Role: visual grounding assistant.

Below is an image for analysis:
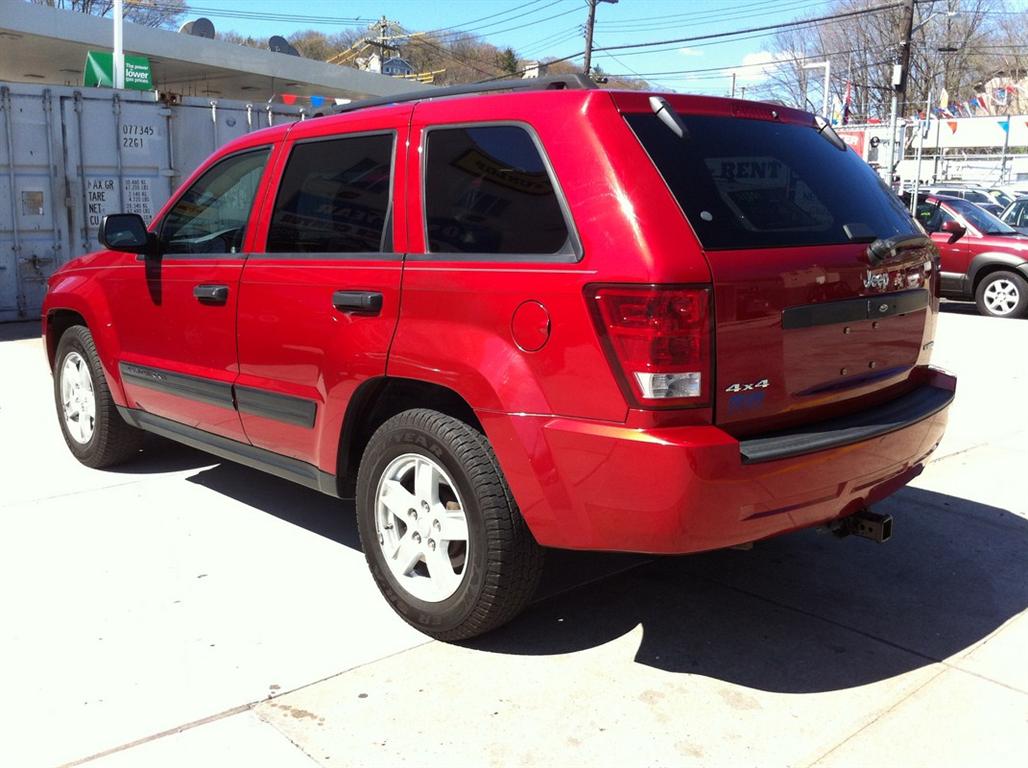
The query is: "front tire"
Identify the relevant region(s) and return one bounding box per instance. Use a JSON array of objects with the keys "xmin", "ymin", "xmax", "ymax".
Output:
[
  {"xmin": 356, "ymin": 409, "xmax": 544, "ymax": 641},
  {"xmin": 53, "ymin": 325, "xmax": 144, "ymax": 468},
  {"xmin": 975, "ymin": 270, "xmax": 1028, "ymax": 318}
]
